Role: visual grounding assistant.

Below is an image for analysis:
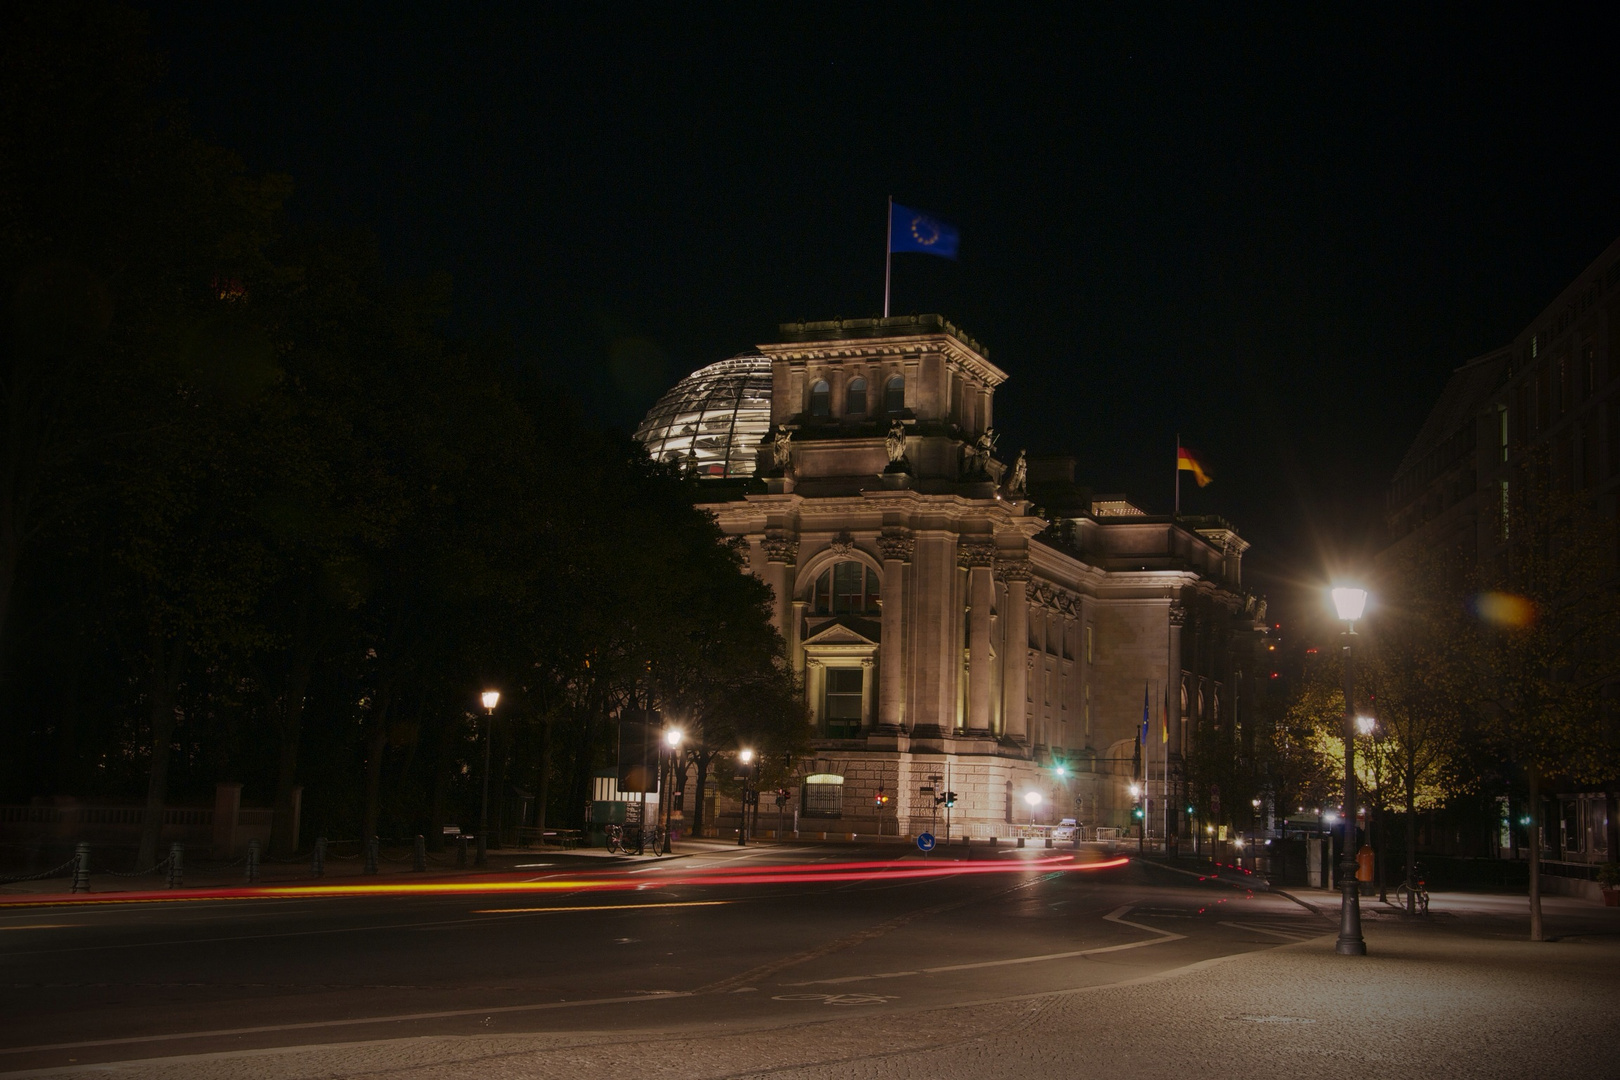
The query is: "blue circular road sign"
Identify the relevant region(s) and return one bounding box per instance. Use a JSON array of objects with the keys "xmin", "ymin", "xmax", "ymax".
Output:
[{"xmin": 916, "ymin": 832, "xmax": 936, "ymax": 851}]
